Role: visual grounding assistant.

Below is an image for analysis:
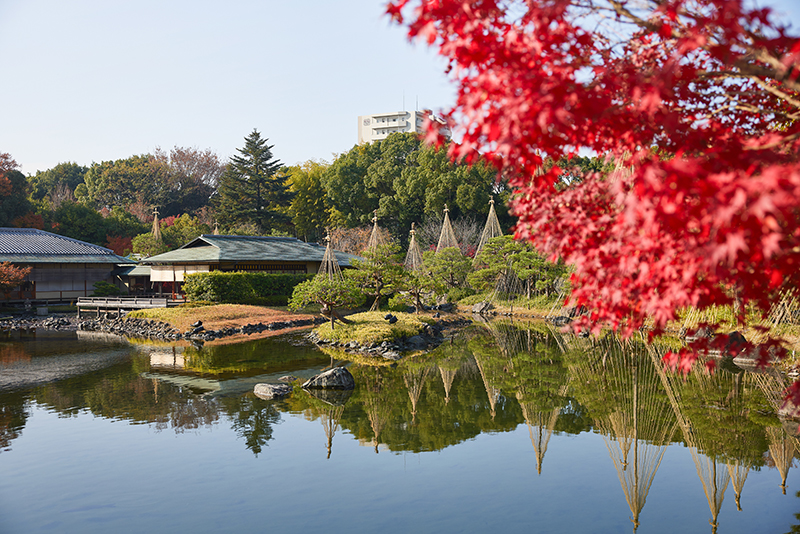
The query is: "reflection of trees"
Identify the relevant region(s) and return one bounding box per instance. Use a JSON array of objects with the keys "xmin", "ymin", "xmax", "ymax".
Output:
[
  {"xmin": 221, "ymin": 395, "xmax": 280, "ymax": 456},
  {"xmin": 565, "ymin": 335, "xmax": 678, "ymax": 532},
  {"xmin": 182, "ymin": 333, "xmax": 328, "ymax": 375},
  {"xmin": 0, "ymin": 393, "xmax": 29, "ymax": 453},
  {"xmin": 747, "ymin": 367, "xmax": 800, "ymax": 496},
  {"xmin": 647, "ymin": 344, "xmax": 775, "ymax": 533},
  {"xmin": 329, "ymin": 332, "xmax": 523, "ymax": 453},
  {"xmin": 483, "ymin": 321, "xmax": 573, "ymax": 474}
]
